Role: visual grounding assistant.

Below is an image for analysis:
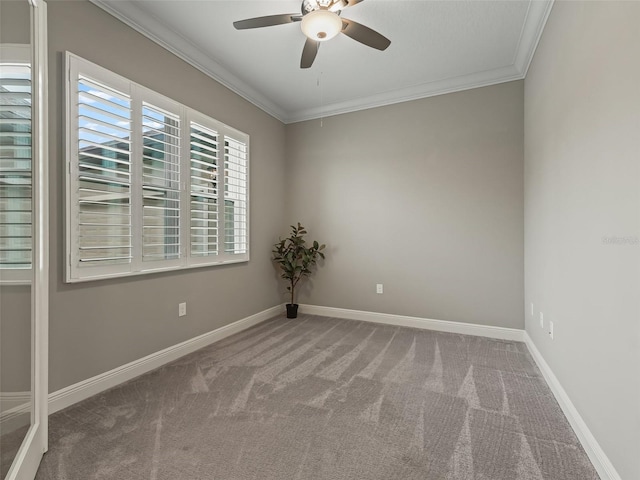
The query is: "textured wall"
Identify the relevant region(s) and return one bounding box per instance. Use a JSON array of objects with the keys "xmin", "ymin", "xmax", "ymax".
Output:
[
  {"xmin": 524, "ymin": 2, "xmax": 640, "ymax": 478},
  {"xmin": 47, "ymin": 0, "xmax": 287, "ymax": 393},
  {"xmin": 285, "ymin": 81, "xmax": 524, "ymax": 329}
]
